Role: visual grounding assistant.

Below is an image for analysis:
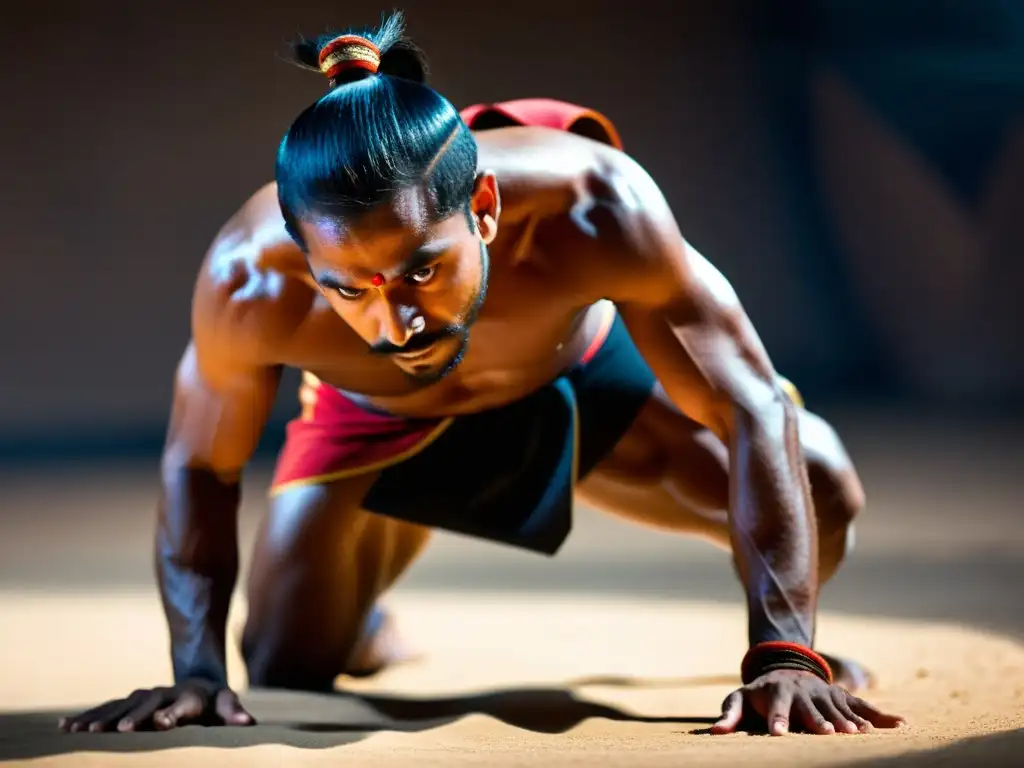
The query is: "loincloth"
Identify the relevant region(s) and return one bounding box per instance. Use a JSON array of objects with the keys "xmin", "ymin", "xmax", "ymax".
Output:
[{"xmin": 270, "ymin": 305, "xmax": 654, "ymax": 555}]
